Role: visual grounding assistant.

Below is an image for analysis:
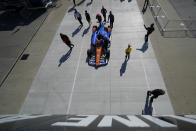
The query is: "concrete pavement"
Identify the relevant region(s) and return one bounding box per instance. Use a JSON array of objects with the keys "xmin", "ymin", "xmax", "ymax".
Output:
[
  {"xmin": 0, "ymin": 0, "xmax": 73, "ymax": 114},
  {"xmin": 0, "ymin": 8, "xmax": 49, "ymax": 86},
  {"xmin": 20, "ymin": 0, "xmax": 174, "ymax": 115},
  {"xmin": 169, "ymin": 0, "xmax": 196, "ymax": 20},
  {"xmin": 1, "ymin": 0, "xmax": 195, "ymax": 115},
  {"xmin": 137, "ymin": 0, "xmax": 196, "ymax": 114}
]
